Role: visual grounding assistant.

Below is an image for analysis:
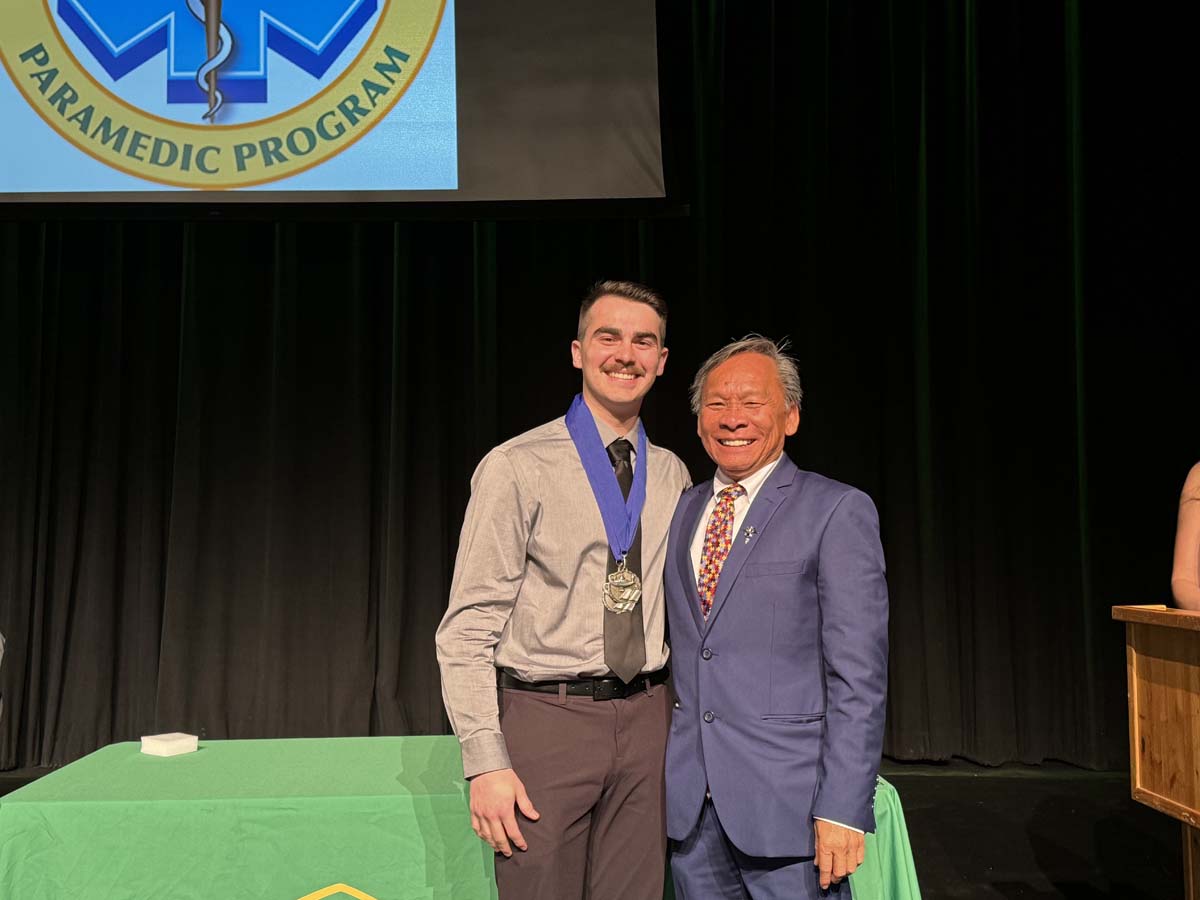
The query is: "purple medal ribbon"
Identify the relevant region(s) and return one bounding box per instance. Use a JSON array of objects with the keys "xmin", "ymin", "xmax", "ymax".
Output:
[{"xmin": 564, "ymin": 394, "xmax": 648, "ymax": 562}]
